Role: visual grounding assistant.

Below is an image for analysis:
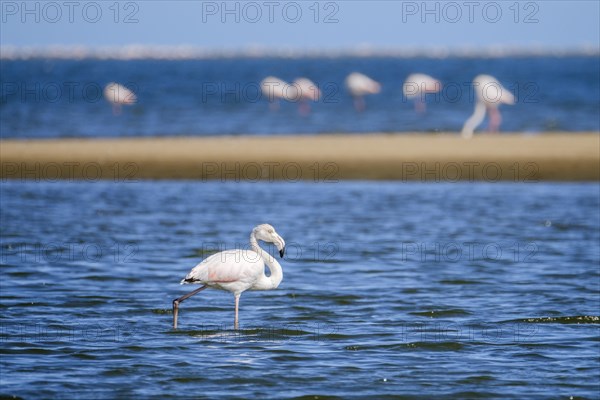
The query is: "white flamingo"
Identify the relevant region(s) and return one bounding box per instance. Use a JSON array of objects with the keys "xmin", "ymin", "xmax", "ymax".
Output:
[
  {"xmin": 461, "ymin": 74, "xmax": 515, "ymax": 138},
  {"xmin": 403, "ymin": 73, "xmax": 441, "ymax": 113},
  {"xmin": 260, "ymin": 76, "xmax": 294, "ymax": 111},
  {"xmin": 292, "ymin": 77, "xmax": 320, "ymax": 115},
  {"xmin": 103, "ymin": 82, "xmax": 137, "ymax": 115},
  {"xmin": 345, "ymin": 72, "xmax": 381, "ymax": 112},
  {"xmin": 173, "ymin": 224, "xmax": 286, "ymax": 330}
]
